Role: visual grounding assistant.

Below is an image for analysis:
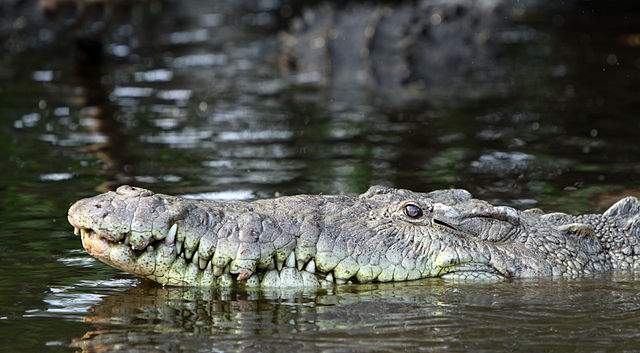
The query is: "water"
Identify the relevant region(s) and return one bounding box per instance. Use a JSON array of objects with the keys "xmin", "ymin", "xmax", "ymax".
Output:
[
  {"xmin": 20, "ymin": 275, "xmax": 640, "ymax": 352},
  {"xmin": 1, "ymin": 0, "xmax": 640, "ymax": 351}
]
